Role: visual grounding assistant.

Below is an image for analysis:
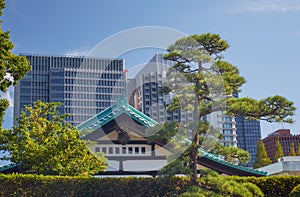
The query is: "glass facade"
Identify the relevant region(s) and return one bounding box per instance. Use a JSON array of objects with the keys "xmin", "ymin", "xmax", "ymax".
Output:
[
  {"xmin": 128, "ymin": 54, "xmax": 193, "ymax": 125},
  {"xmin": 14, "ymin": 54, "xmax": 126, "ymax": 126},
  {"xmin": 236, "ymin": 116, "xmax": 261, "ymax": 167}
]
